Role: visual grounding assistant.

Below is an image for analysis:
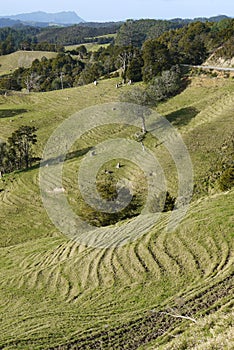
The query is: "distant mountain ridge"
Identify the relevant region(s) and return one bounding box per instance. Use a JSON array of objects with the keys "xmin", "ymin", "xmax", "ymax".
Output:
[
  {"xmin": 0, "ymin": 13, "xmax": 231, "ymax": 29},
  {"xmin": 0, "ymin": 11, "xmax": 85, "ymax": 25}
]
